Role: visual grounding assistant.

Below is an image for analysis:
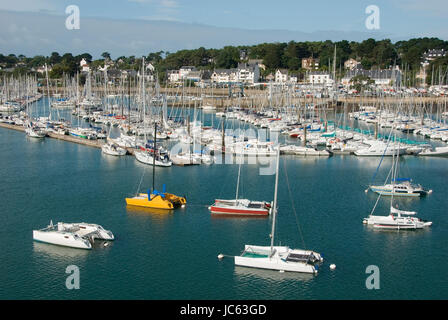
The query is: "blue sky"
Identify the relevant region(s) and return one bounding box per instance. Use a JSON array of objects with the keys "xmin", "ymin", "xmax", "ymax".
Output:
[{"xmin": 1, "ymin": 0, "xmax": 447, "ymax": 57}]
